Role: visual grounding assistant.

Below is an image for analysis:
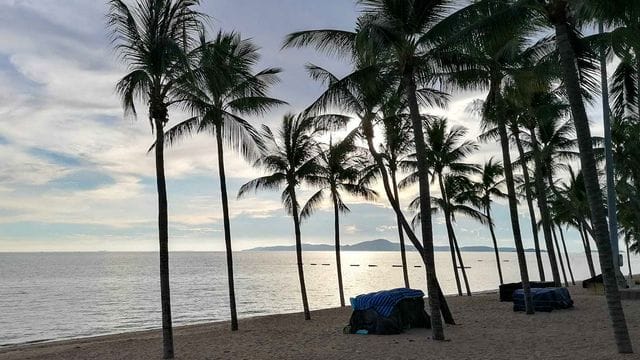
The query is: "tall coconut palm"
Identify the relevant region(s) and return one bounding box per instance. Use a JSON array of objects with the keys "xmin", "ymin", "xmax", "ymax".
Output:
[
  {"xmin": 613, "ymin": 117, "xmax": 640, "ymax": 256},
  {"xmin": 238, "ymin": 114, "xmax": 323, "ymax": 320},
  {"xmin": 509, "ymin": 125, "xmax": 547, "ymax": 281},
  {"xmin": 355, "ymin": 1, "xmax": 457, "ymax": 335},
  {"xmin": 442, "ymin": 0, "xmax": 585, "ymax": 312},
  {"xmin": 300, "ymin": 136, "xmax": 377, "ymax": 307},
  {"xmin": 597, "ymin": 23, "xmax": 621, "ymax": 274},
  {"xmin": 477, "ymin": 157, "xmax": 508, "ymax": 285},
  {"xmin": 476, "ymin": 96, "xmax": 548, "ymax": 282},
  {"xmin": 402, "ymin": 117, "xmax": 479, "ymax": 296},
  {"xmin": 410, "ymin": 174, "xmax": 487, "ymax": 294},
  {"xmin": 555, "ymin": 167, "xmax": 597, "ymax": 277},
  {"xmin": 518, "ymin": 88, "xmax": 578, "ymax": 288},
  {"xmin": 476, "ymin": 94, "xmax": 548, "ymax": 282},
  {"xmin": 284, "ymin": 37, "xmax": 454, "ymax": 331},
  {"xmin": 379, "ymin": 102, "xmax": 415, "ymax": 288},
  {"xmin": 107, "ymin": 1, "xmax": 202, "ymax": 357},
  {"xmin": 526, "ymin": 0, "xmax": 634, "ymax": 351},
  {"xmin": 504, "ymin": 77, "xmax": 572, "ymax": 288},
  {"xmin": 162, "ymin": 31, "xmax": 285, "ymax": 331}
]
